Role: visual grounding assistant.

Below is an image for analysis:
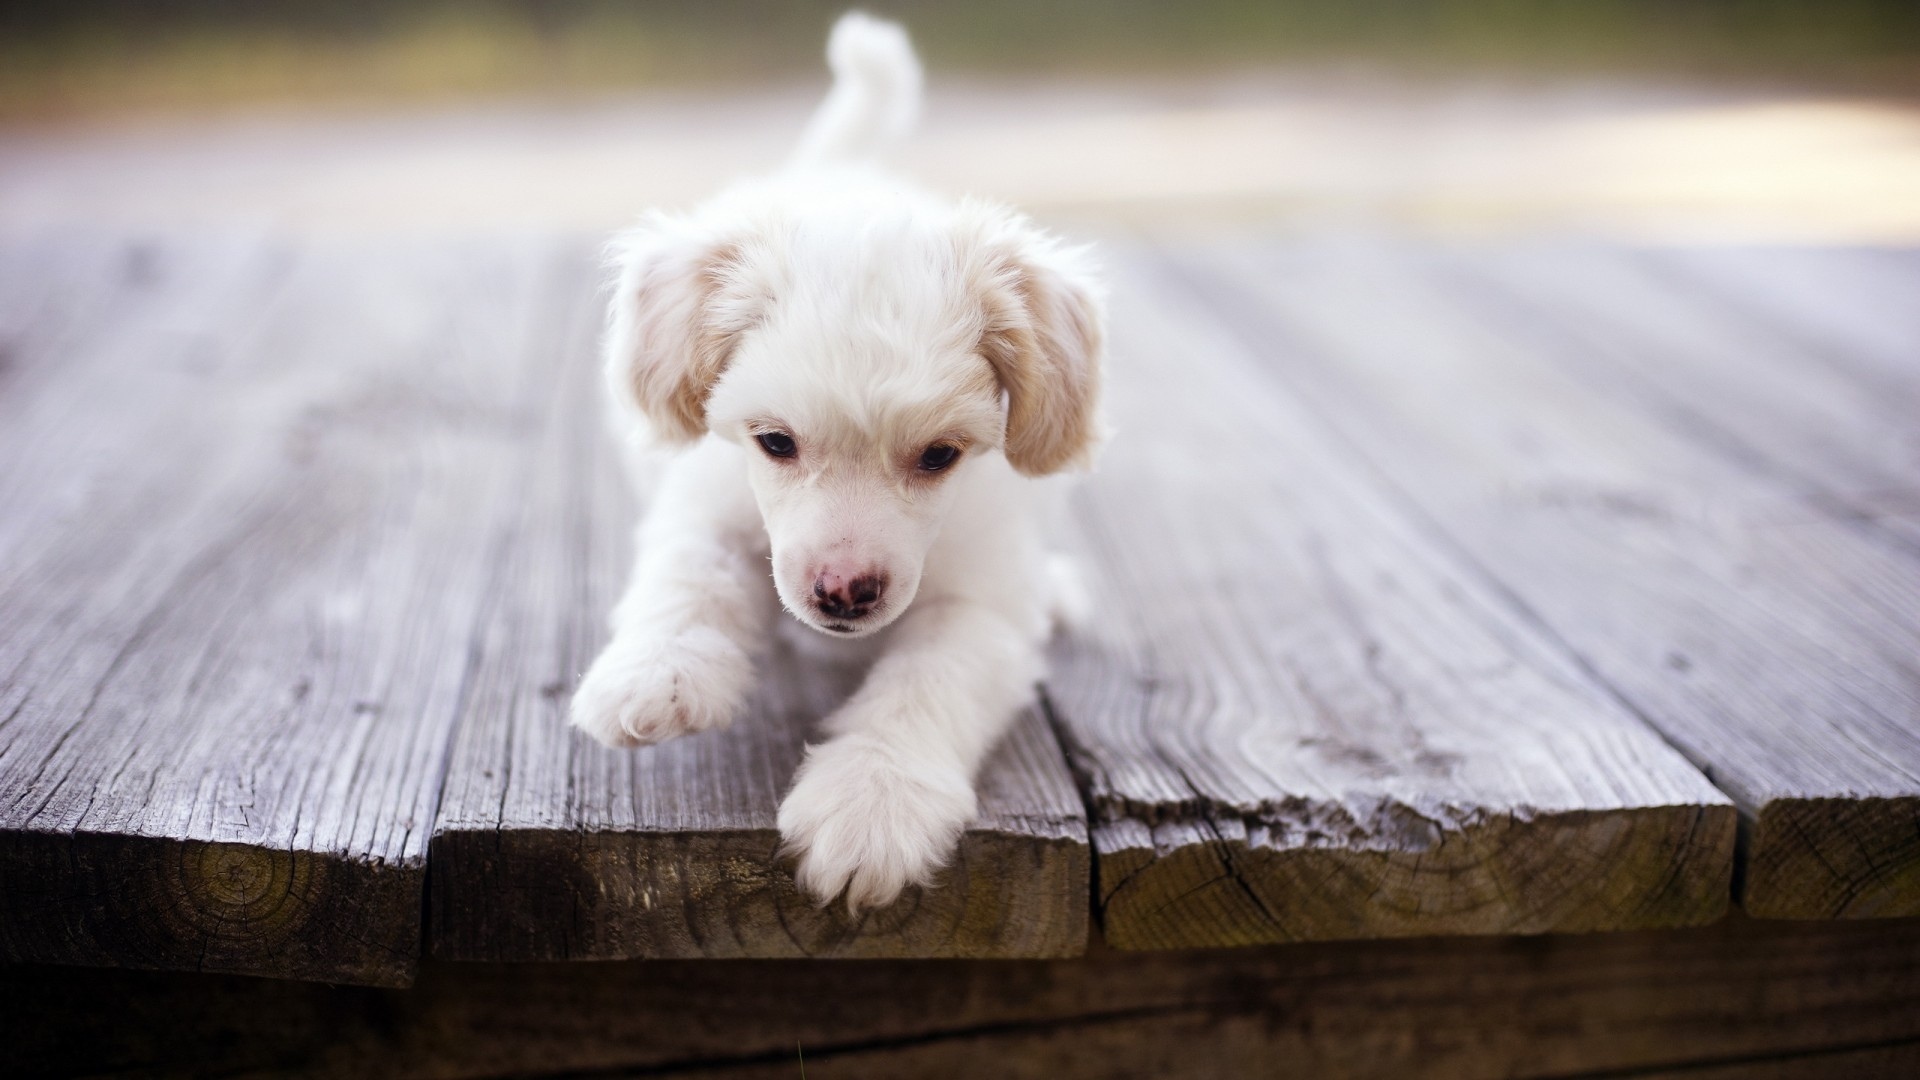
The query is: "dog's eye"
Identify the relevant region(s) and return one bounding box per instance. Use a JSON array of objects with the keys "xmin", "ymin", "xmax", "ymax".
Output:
[
  {"xmin": 756, "ymin": 432, "xmax": 797, "ymax": 459},
  {"xmin": 917, "ymin": 444, "xmax": 960, "ymax": 472}
]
